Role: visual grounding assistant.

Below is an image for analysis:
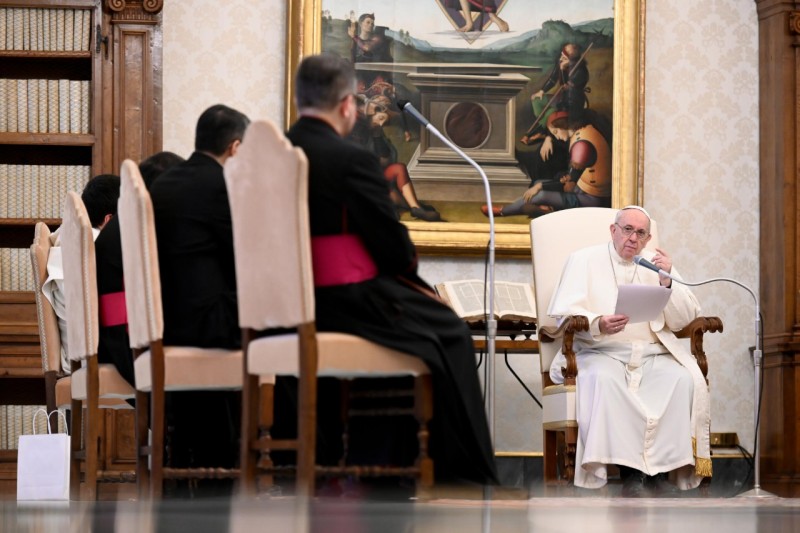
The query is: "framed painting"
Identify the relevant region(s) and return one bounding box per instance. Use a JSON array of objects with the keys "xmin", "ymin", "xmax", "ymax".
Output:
[{"xmin": 285, "ymin": 0, "xmax": 644, "ymax": 257}]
